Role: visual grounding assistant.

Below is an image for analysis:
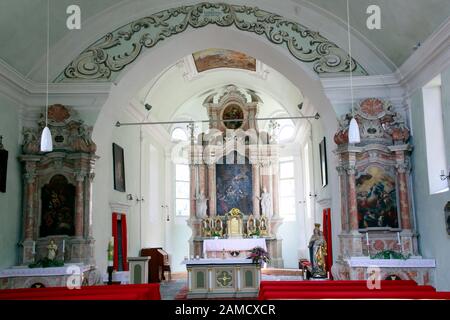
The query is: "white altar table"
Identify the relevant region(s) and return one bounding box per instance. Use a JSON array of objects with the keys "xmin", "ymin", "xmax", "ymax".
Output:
[
  {"xmin": 203, "ymin": 238, "xmax": 266, "ymax": 257},
  {"xmin": 347, "ymin": 257, "xmax": 436, "ymax": 268},
  {"xmin": 183, "ymin": 258, "xmax": 260, "ymax": 298}
]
